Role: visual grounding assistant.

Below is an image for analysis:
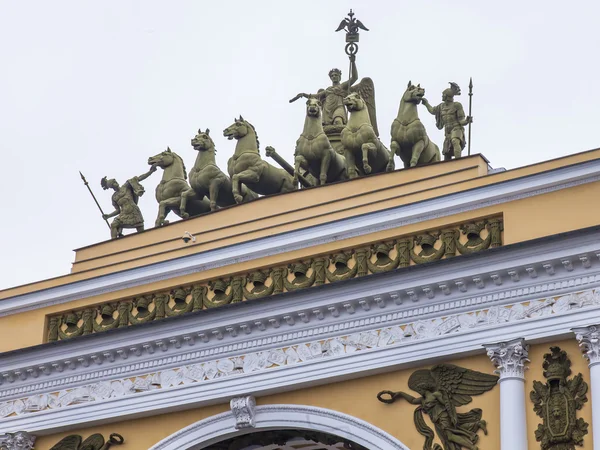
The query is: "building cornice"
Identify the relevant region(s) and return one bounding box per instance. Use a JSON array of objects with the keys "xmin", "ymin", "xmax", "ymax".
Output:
[
  {"xmin": 1, "ymin": 228, "xmax": 599, "ymax": 389},
  {"xmin": 2, "ymin": 157, "xmax": 600, "ymax": 317},
  {"xmin": 1, "ymin": 228, "xmax": 600, "ymax": 432}
]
